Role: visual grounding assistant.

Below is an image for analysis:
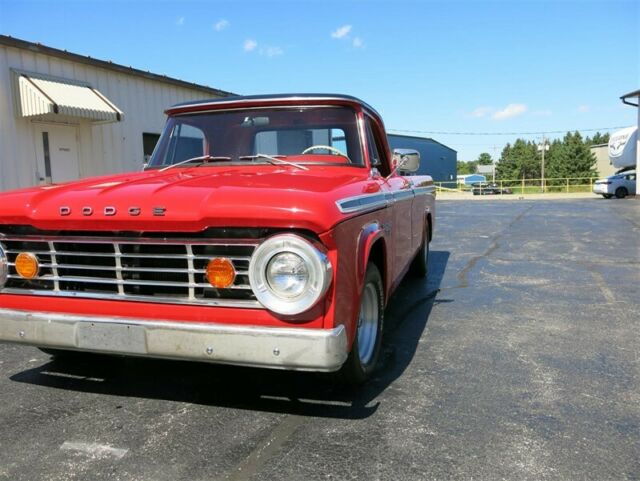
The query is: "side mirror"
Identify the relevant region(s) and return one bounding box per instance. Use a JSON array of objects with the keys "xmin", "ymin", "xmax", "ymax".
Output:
[{"xmin": 392, "ymin": 149, "xmax": 420, "ymax": 174}]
